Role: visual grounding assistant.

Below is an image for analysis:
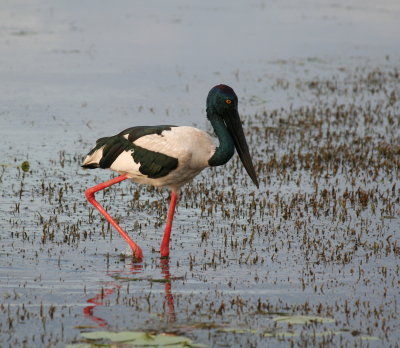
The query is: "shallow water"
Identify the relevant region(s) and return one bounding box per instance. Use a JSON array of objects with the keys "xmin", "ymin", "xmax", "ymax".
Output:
[{"xmin": 1, "ymin": 1, "xmax": 400, "ymax": 347}]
